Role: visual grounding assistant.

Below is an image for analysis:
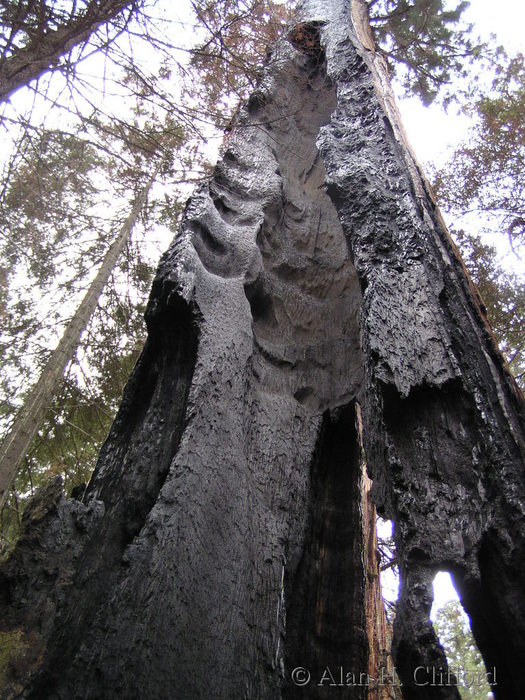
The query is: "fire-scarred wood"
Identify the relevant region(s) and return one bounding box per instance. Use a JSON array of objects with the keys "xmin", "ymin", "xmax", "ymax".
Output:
[
  {"xmin": 0, "ymin": 1, "xmax": 524, "ymax": 699},
  {"xmin": 313, "ymin": 2, "xmax": 525, "ymax": 698}
]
